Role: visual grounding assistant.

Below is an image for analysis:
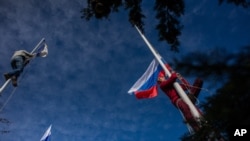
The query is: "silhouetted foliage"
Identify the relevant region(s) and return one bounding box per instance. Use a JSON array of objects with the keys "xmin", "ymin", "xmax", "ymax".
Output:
[
  {"xmin": 154, "ymin": 0, "xmax": 184, "ymax": 51},
  {"xmin": 81, "ymin": 0, "xmax": 184, "ymax": 51},
  {"xmin": 81, "ymin": 0, "xmax": 248, "ymax": 51},
  {"xmin": 174, "ymin": 48, "xmax": 237, "ymax": 80},
  {"xmin": 175, "ymin": 47, "xmax": 250, "ymax": 140},
  {"xmin": 124, "ymin": 0, "xmax": 145, "ymax": 33},
  {"xmin": 81, "ymin": 0, "xmax": 123, "ymax": 20}
]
